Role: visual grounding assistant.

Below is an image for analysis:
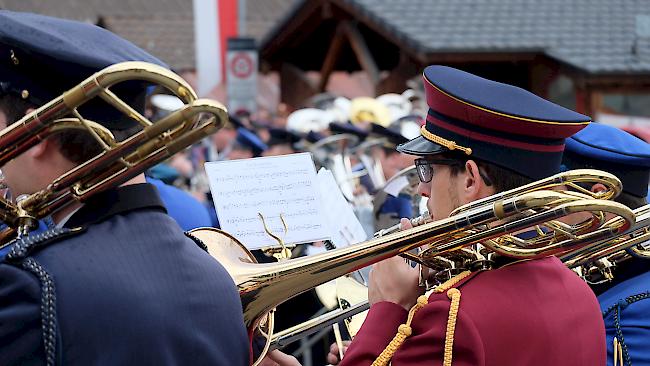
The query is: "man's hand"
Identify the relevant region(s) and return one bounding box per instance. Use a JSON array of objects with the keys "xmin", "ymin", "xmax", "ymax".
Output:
[
  {"xmin": 258, "ymin": 350, "xmax": 301, "ymax": 366},
  {"xmin": 368, "ymin": 218, "xmax": 424, "ymax": 311},
  {"xmin": 327, "ymin": 340, "xmax": 351, "ymax": 365}
]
